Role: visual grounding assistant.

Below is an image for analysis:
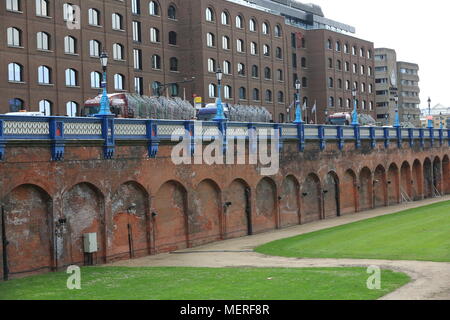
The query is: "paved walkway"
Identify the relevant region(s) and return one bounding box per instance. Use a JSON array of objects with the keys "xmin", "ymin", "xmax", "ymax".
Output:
[{"xmin": 109, "ymin": 196, "xmax": 450, "ymax": 300}]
